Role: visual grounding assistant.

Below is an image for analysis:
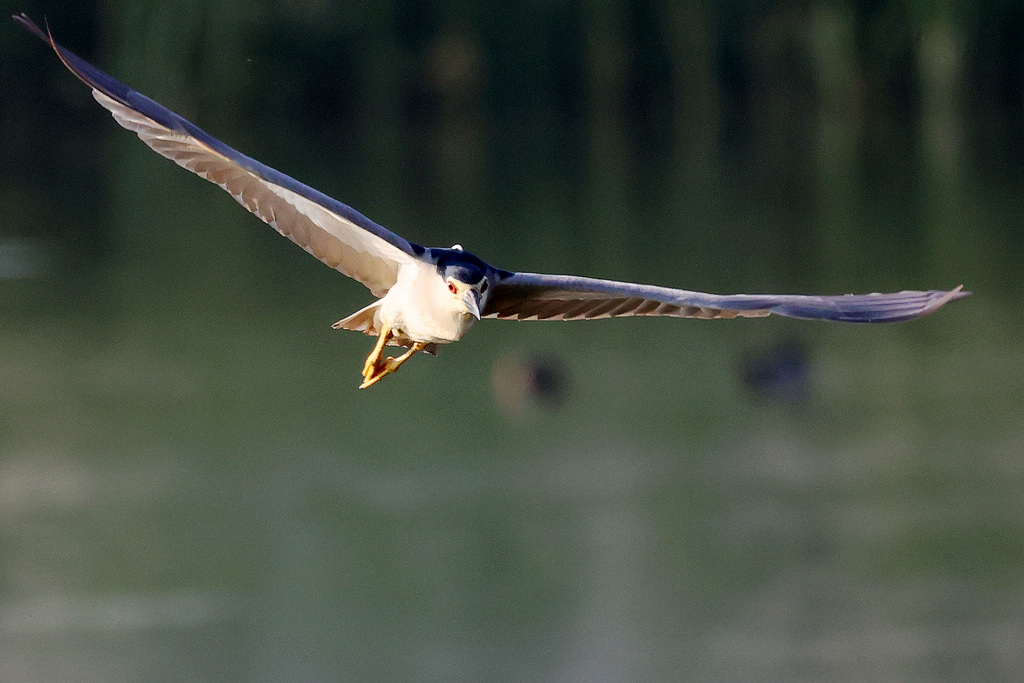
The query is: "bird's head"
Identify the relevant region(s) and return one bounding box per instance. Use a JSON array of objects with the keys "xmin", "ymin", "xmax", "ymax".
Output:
[{"xmin": 435, "ymin": 245, "xmax": 492, "ymax": 320}]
